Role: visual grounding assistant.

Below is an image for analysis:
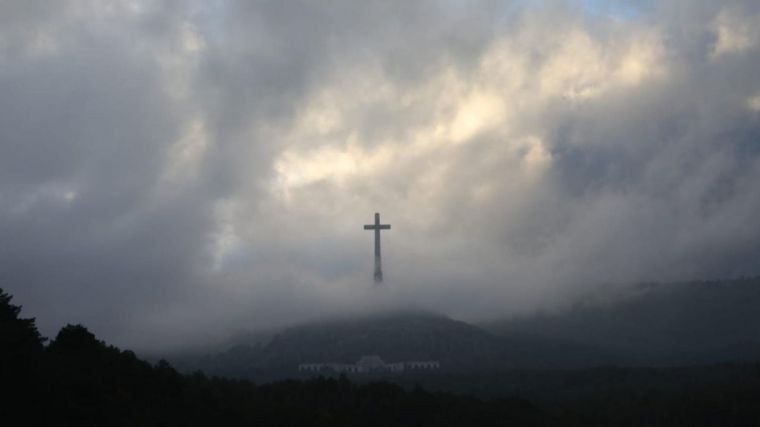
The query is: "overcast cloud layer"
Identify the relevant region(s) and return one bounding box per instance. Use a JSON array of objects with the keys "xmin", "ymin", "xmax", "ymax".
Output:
[{"xmin": 2, "ymin": 0, "xmax": 760, "ymax": 352}]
